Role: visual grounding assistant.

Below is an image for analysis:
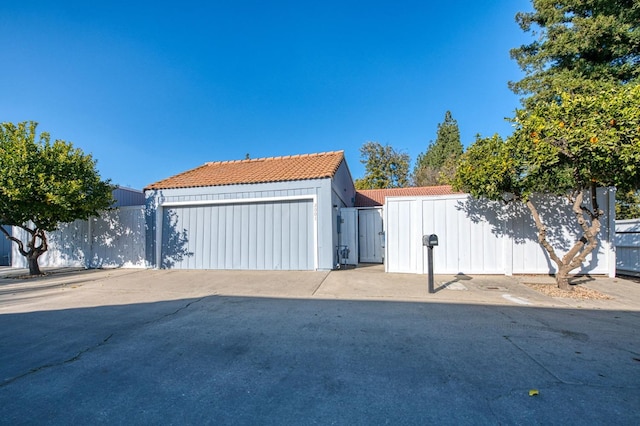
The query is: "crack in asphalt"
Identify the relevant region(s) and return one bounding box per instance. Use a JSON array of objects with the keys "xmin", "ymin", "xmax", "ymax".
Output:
[
  {"xmin": 142, "ymin": 296, "xmax": 208, "ymax": 326},
  {"xmin": 502, "ymin": 335, "xmax": 577, "ymax": 386},
  {"xmin": 1, "ymin": 297, "xmax": 207, "ymax": 388},
  {"xmin": 1, "ymin": 333, "xmax": 114, "ymax": 388}
]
